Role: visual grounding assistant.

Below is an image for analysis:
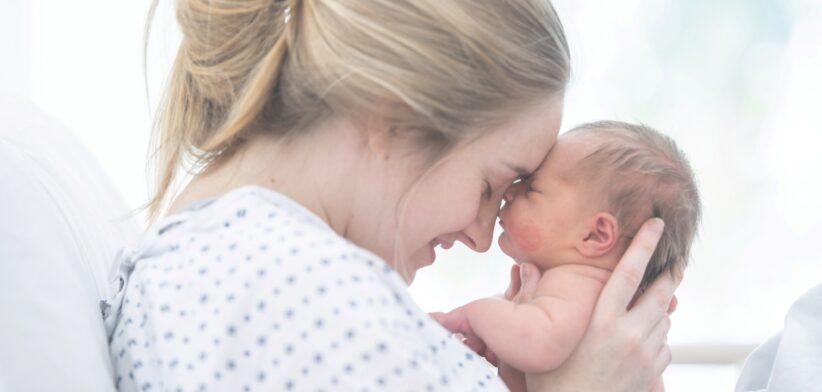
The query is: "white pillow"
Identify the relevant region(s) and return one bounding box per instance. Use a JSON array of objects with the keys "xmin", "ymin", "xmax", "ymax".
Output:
[{"xmin": 0, "ymin": 96, "xmax": 140, "ymax": 391}]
